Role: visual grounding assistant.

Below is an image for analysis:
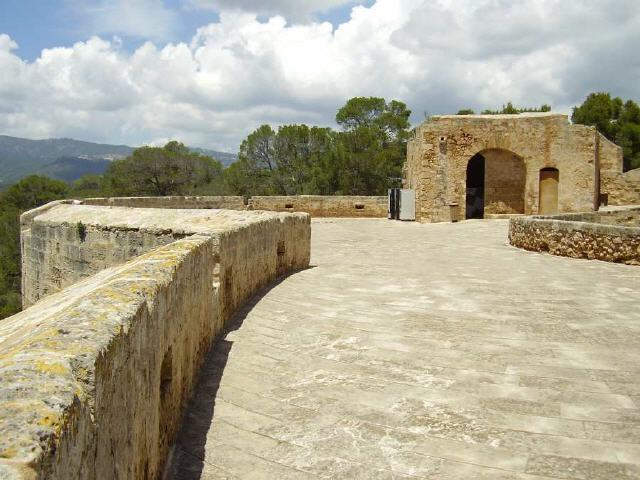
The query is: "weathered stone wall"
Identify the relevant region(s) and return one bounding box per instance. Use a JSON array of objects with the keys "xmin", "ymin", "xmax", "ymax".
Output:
[
  {"xmin": 405, "ymin": 113, "xmax": 609, "ymax": 222},
  {"xmin": 21, "ymin": 219, "xmax": 183, "ymax": 308},
  {"xmin": 250, "ymin": 195, "xmax": 388, "ymax": 217},
  {"xmin": 601, "ymin": 169, "xmax": 640, "ymax": 206},
  {"xmin": 80, "ymin": 196, "xmax": 246, "ymax": 210},
  {"xmin": 1, "ymin": 237, "xmax": 219, "ymax": 480},
  {"xmin": 508, "ymin": 208, "xmax": 640, "ymax": 265},
  {"xmin": 2, "ymin": 203, "xmax": 310, "ymax": 479}
]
